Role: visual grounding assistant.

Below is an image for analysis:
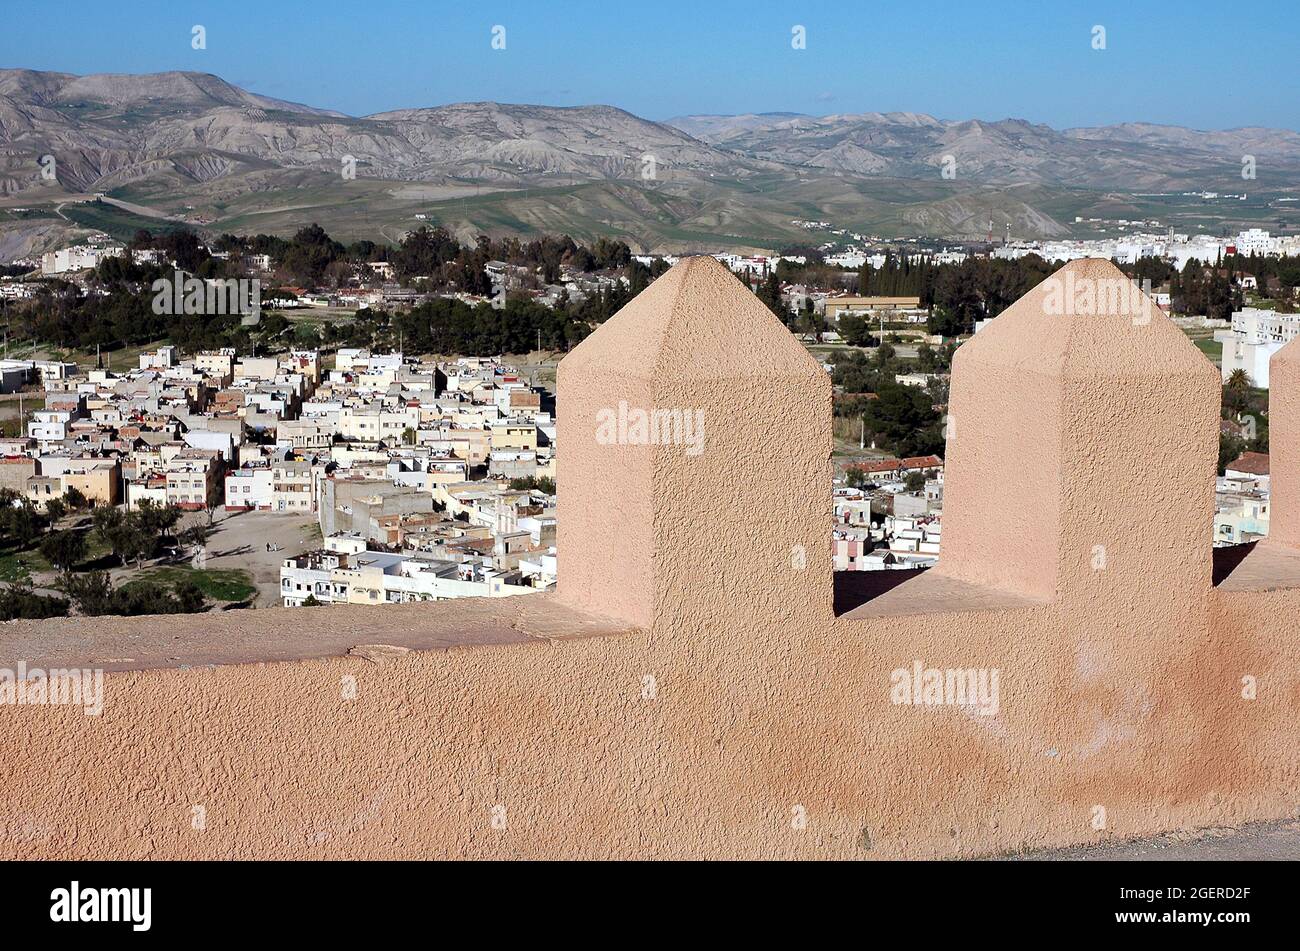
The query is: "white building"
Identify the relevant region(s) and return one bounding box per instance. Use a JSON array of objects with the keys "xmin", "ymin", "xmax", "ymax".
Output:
[
  {"xmin": 225, "ymin": 465, "xmax": 275, "ymax": 510},
  {"xmin": 1233, "ymin": 228, "xmax": 1278, "ymax": 256},
  {"xmin": 279, "ymin": 549, "xmax": 545, "ymax": 606},
  {"xmin": 1218, "ymin": 307, "xmax": 1300, "ymax": 387},
  {"xmin": 40, "ymin": 245, "xmax": 125, "ymax": 275}
]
